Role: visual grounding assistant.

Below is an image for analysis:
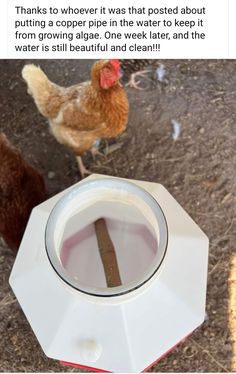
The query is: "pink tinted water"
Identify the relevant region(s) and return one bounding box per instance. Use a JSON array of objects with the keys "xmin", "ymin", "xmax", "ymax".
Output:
[{"xmin": 60, "ymin": 217, "xmax": 158, "ymax": 288}]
